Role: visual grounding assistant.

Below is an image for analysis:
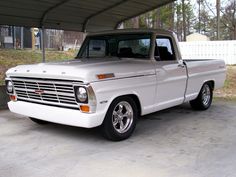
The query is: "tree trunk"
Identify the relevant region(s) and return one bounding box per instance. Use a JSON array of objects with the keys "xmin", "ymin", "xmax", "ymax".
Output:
[
  {"xmin": 169, "ymin": 3, "xmax": 175, "ymax": 31},
  {"xmin": 216, "ymin": 0, "xmax": 220, "ymax": 40},
  {"xmin": 182, "ymin": 0, "xmax": 186, "ymax": 41},
  {"xmin": 156, "ymin": 9, "xmax": 161, "ymax": 28},
  {"xmin": 131, "ymin": 17, "xmax": 139, "ymax": 28},
  {"xmin": 234, "ymin": 26, "xmax": 236, "ymax": 40},
  {"xmin": 176, "ymin": 4, "xmax": 182, "ymax": 41},
  {"xmin": 198, "ymin": 0, "xmax": 201, "ymax": 33}
]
